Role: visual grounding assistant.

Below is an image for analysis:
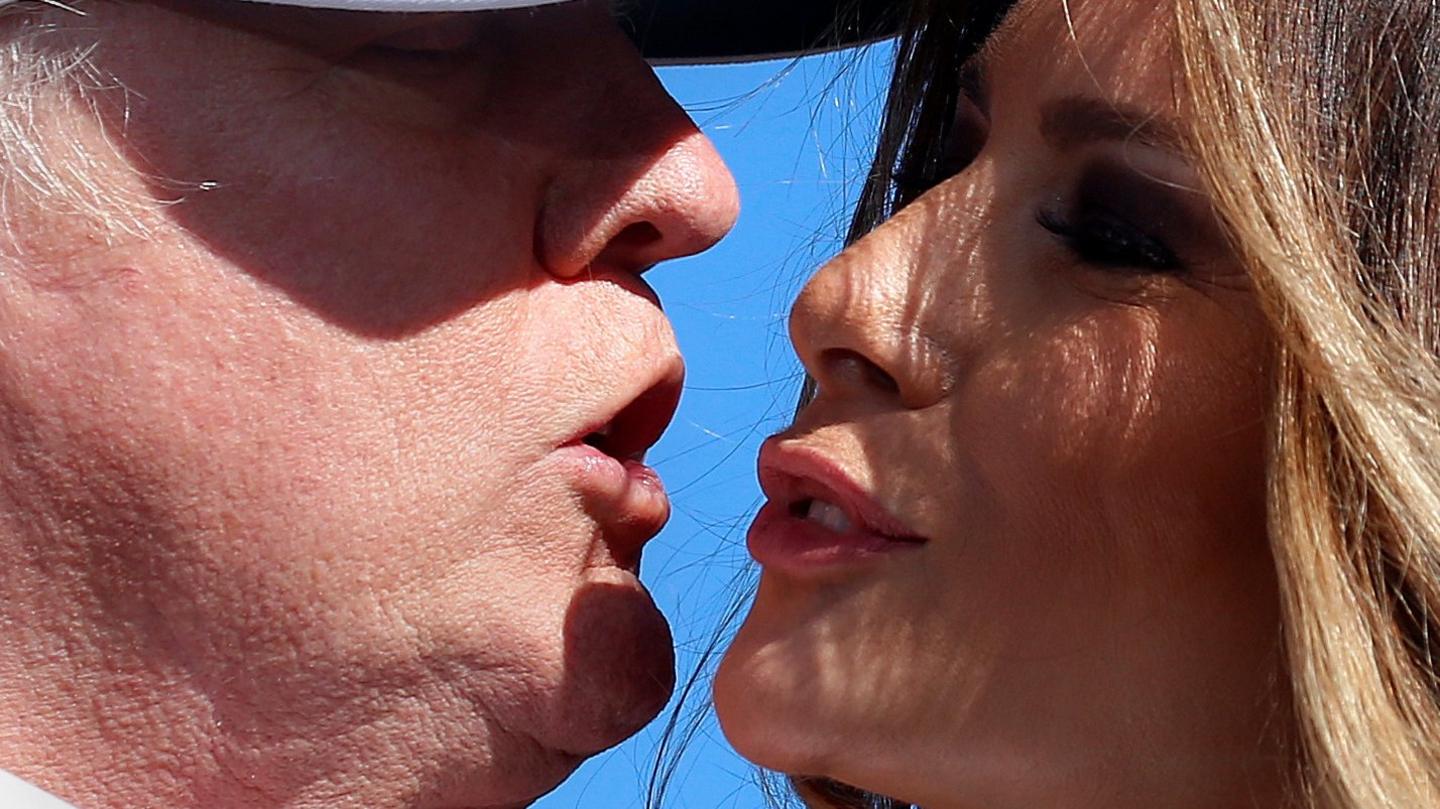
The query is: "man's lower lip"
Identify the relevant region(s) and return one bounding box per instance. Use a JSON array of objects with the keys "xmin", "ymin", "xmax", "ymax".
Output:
[
  {"xmin": 746, "ymin": 501, "xmax": 923, "ymax": 577},
  {"xmin": 550, "ymin": 445, "xmax": 670, "ymax": 554}
]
